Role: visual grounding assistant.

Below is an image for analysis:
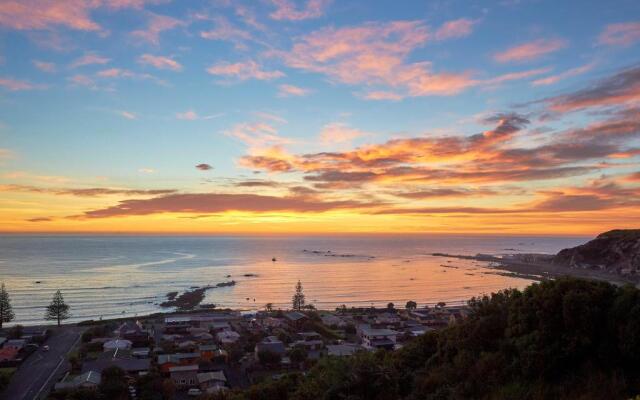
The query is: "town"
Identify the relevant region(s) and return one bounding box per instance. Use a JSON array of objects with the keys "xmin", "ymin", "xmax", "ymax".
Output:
[{"xmin": 0, "ymin": 281, "xmax": 469, "ymax": 399}]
